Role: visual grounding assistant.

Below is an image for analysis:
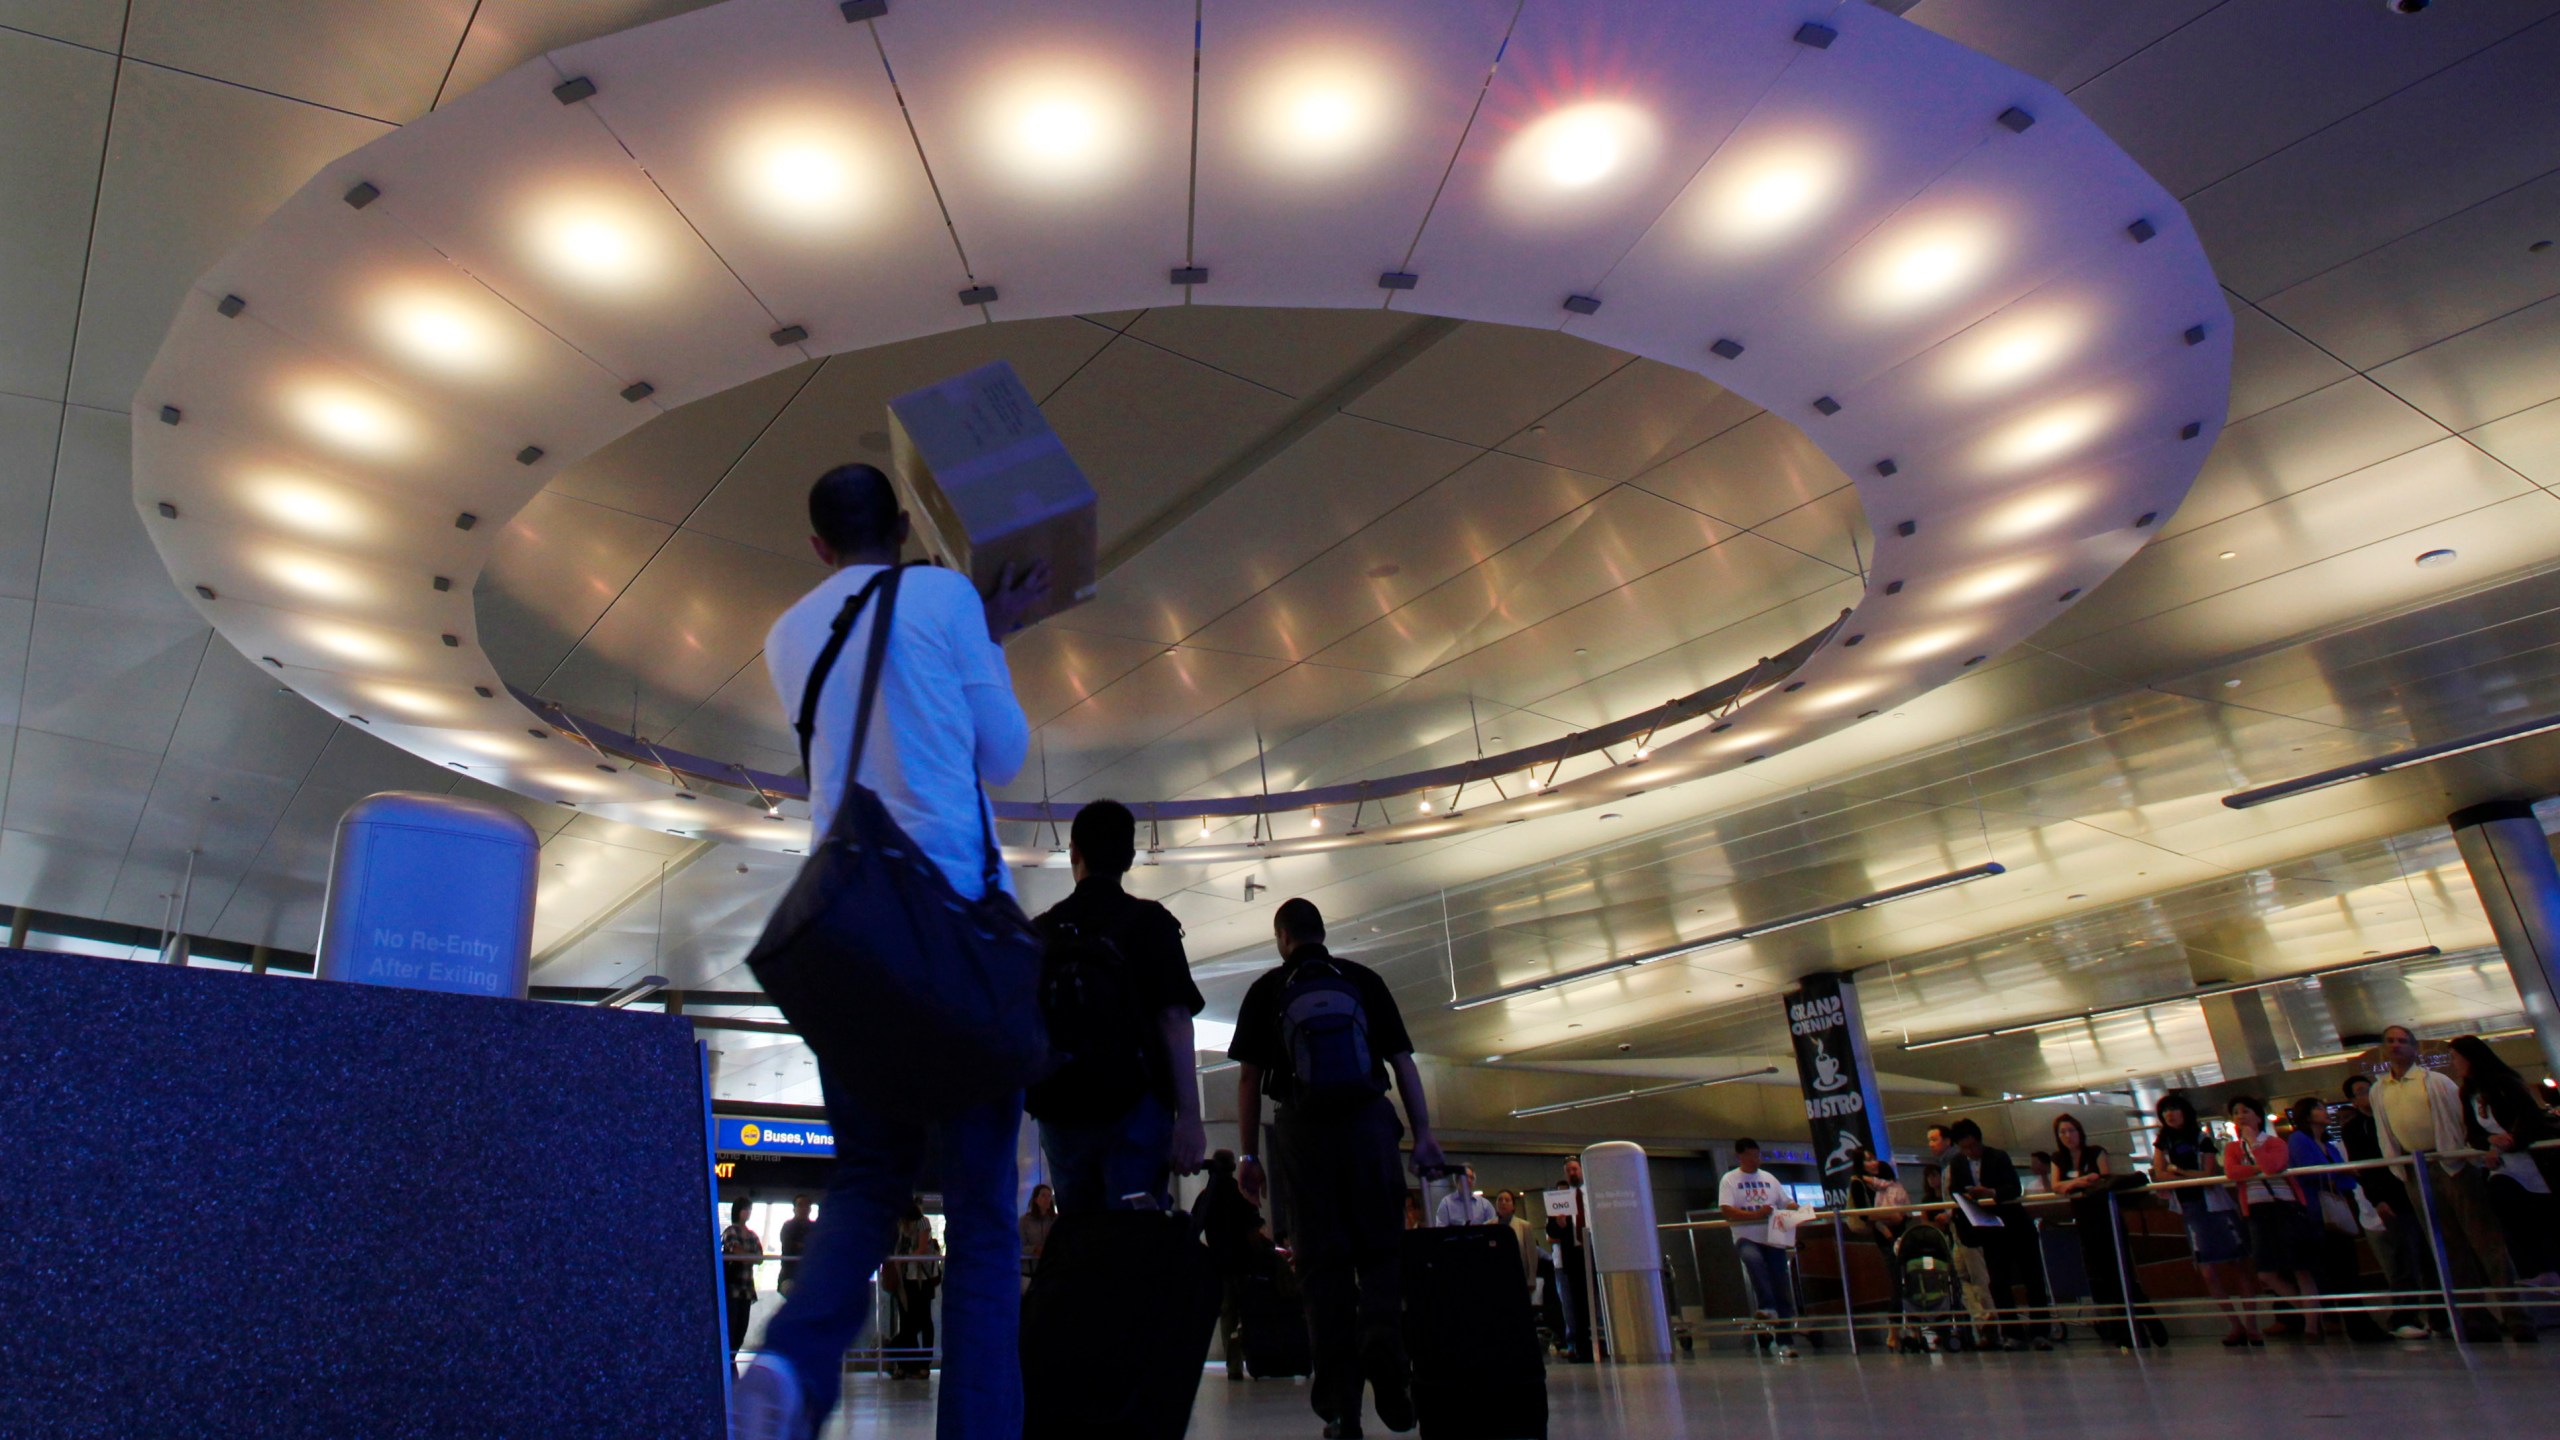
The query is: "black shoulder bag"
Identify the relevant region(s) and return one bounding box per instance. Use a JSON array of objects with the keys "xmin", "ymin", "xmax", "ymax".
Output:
[{"xmin": 744, "ymin": 565, "xmax": 1049, "ymax": 1118}]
